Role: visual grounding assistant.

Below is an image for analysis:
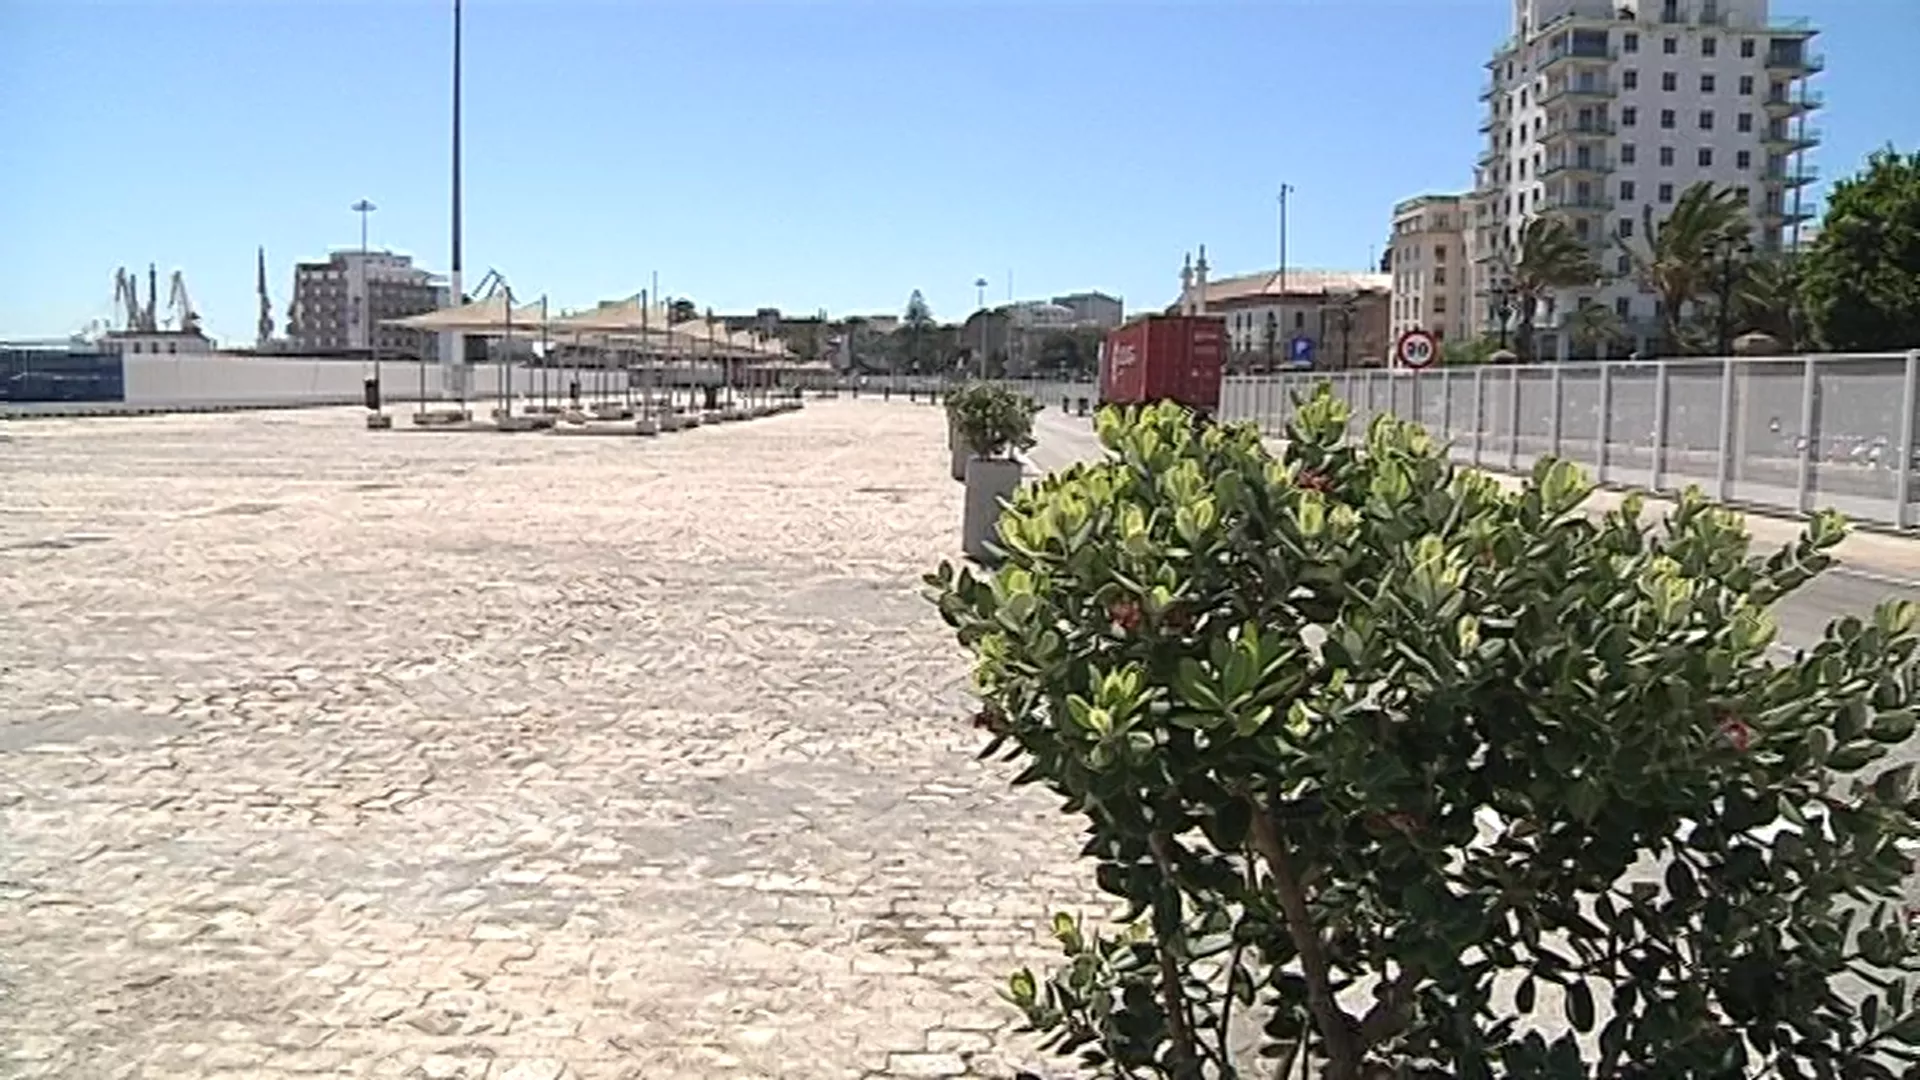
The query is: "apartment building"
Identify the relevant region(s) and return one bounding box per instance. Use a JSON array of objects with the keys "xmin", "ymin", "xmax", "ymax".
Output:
[
  {"xmin": 1474, "ymin": 0, "xmax": 1820, "ymax": 357},
  {"xmin": 287, "ymin": 250, "xmax": 449, "ymax": 357},
  {"xmin": 1388, "ymin": 194, "xmax": 1476, "ymax": 346}
]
